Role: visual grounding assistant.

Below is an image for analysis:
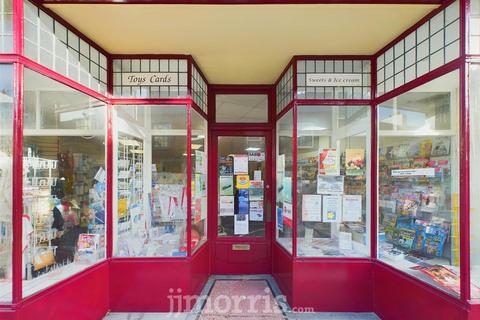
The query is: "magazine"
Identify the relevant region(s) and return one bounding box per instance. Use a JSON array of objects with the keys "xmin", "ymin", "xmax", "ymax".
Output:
[{"xmin": 411, "ymin": 265, "xmax": 460, "ymax": 294}]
